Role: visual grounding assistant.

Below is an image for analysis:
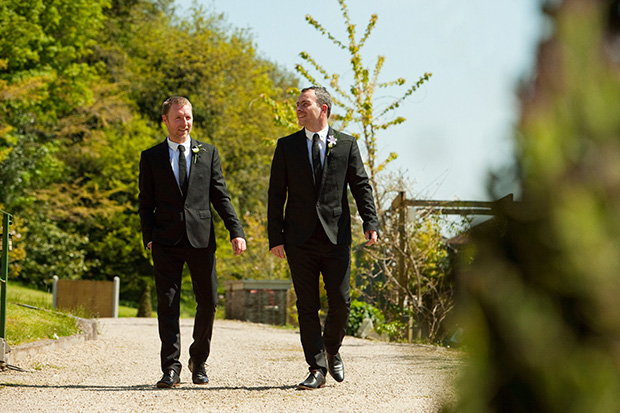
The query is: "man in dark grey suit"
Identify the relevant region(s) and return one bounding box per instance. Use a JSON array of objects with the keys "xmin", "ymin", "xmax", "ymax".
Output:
[
  {"xmin": 139, "ymin": 96, "xmax": 246, "ymax": 388},
  {"xmin": 268, "ymin": 86, "xmax": 378, "ymax": 389}
]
